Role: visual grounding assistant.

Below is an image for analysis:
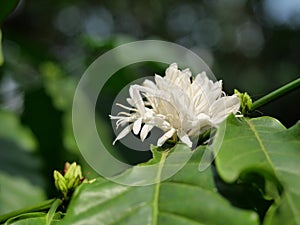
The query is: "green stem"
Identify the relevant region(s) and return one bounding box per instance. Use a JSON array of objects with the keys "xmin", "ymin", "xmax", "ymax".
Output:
[
  {"xmin": 0, "ymin": 198, "xmax": 57, "ymax": 224},
  {"xmin": 46, "ymin": 198, "xmax": 62, "ymax": 225},
  {"xmin": 251, "ymin": 77, "xmax": 300, "ymax": 111}
]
